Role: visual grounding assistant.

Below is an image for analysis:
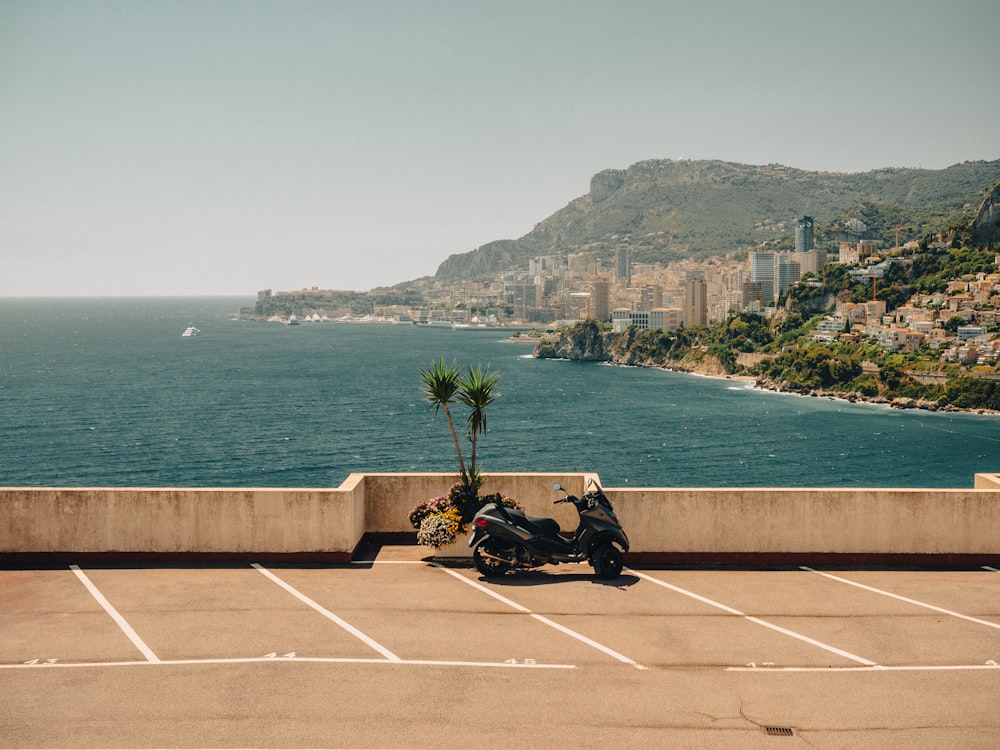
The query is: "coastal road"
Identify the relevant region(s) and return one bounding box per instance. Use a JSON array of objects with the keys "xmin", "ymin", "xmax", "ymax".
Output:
[{"xmin": 2, "ymin": 547, "xmax": 1000, "ymax": 748}]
